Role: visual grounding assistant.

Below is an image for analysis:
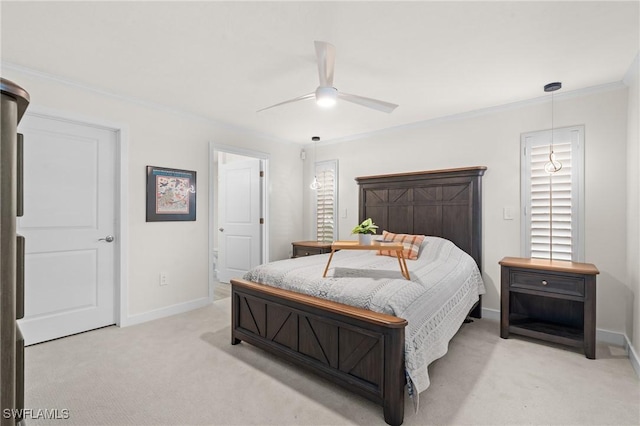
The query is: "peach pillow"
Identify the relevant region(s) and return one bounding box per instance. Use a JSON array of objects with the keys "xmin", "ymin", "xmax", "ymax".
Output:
[{"xmin": 377, "ymin": 230, "xmax": 426, "ymax": 260}]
